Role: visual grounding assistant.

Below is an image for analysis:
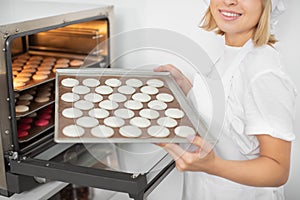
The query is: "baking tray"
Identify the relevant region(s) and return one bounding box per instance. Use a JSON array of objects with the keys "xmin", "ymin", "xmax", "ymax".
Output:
[
  {"xmin": 15, "ymin": 95, "xmax": 55, "ymax": 118},
  {"xmin": 18, "ymin": 118, "xmax": 54, "ymax": 143},
  {"xmin": 15, "ymin": 80, "xmax": 55, "ymax": 118},
  {"xmin": 12, "ymin": 53, "xmax": 86, "ymax": 92},
  {"xmin": 54, "ymin": 68, "xmax": 208, "ymax": 143}
]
